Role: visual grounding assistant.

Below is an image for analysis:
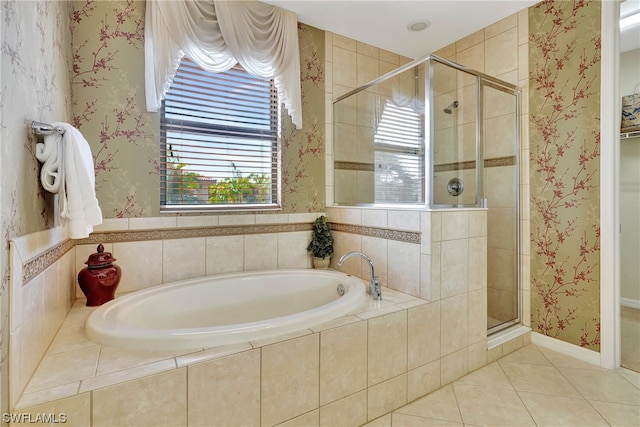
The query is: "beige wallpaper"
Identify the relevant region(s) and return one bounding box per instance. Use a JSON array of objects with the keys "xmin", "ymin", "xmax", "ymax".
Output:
[
  {"xmin": 529, "ymin": 0, "xmax": 601, "ymax": 350},
  {"xmin": 71, "ymin": 1, "xmax": 325, "ymax": 217},
  {"xmin": 0, "ymin": 0, "xmax": 74, "ymax": 415}
]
